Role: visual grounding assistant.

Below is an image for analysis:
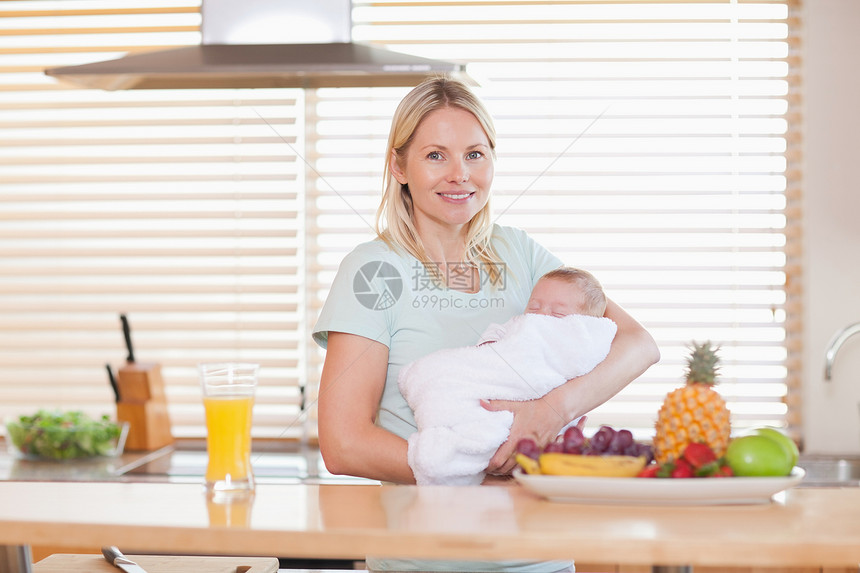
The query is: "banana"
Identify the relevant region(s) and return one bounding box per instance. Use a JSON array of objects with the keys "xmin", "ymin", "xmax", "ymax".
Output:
[
  {"xmin": 538, "ymin": 453, "xmax": 647, "ymax": 477},
  {"xmin": 515, "ymin": 453, "xmax": 542, "ymax": 475}
]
